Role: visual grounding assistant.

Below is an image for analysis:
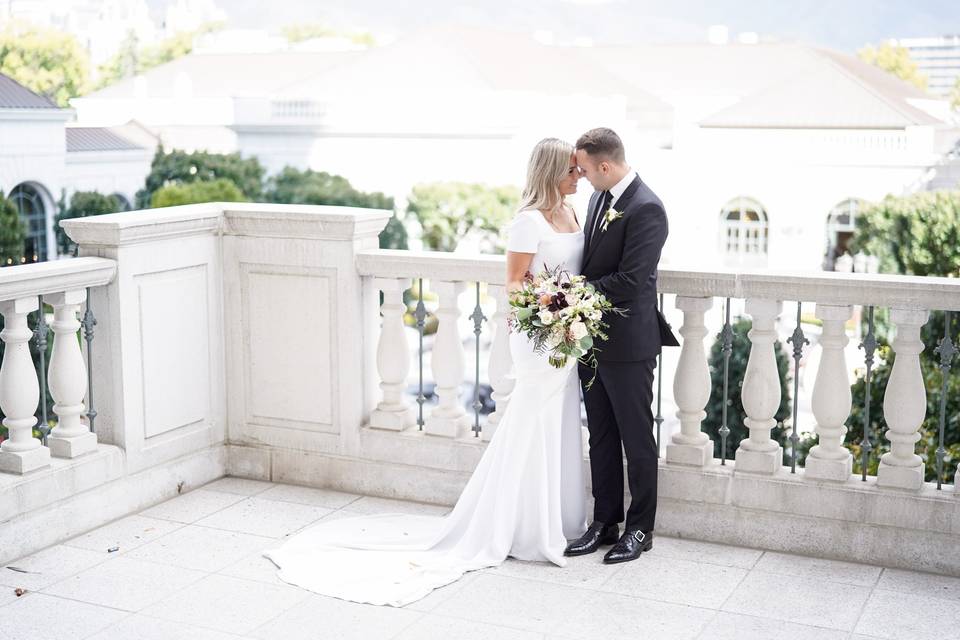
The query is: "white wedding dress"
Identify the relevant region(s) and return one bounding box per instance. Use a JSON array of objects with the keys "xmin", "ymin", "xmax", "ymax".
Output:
[{"xmin": 265, "ymin": 208, "xmax": 587, "ymax": 606}]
